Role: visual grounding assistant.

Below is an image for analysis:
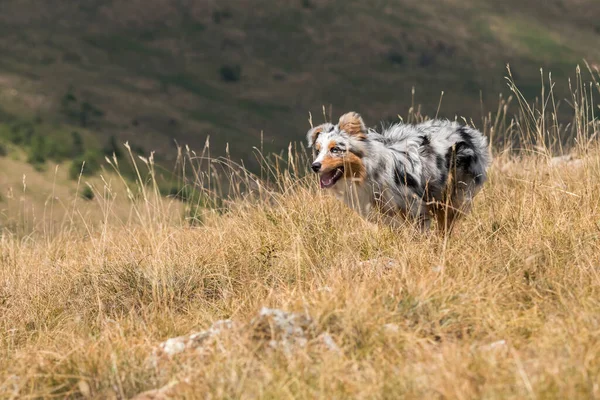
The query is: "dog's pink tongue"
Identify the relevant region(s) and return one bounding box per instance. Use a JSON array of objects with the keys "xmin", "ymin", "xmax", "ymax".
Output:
[
  {"xmin": 320, "ymin": 176, "xmax": 332, "ymax": 188},
  {"xmin": 320, "ymin": 170, "xmax": 336, "ymax": 188}
]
